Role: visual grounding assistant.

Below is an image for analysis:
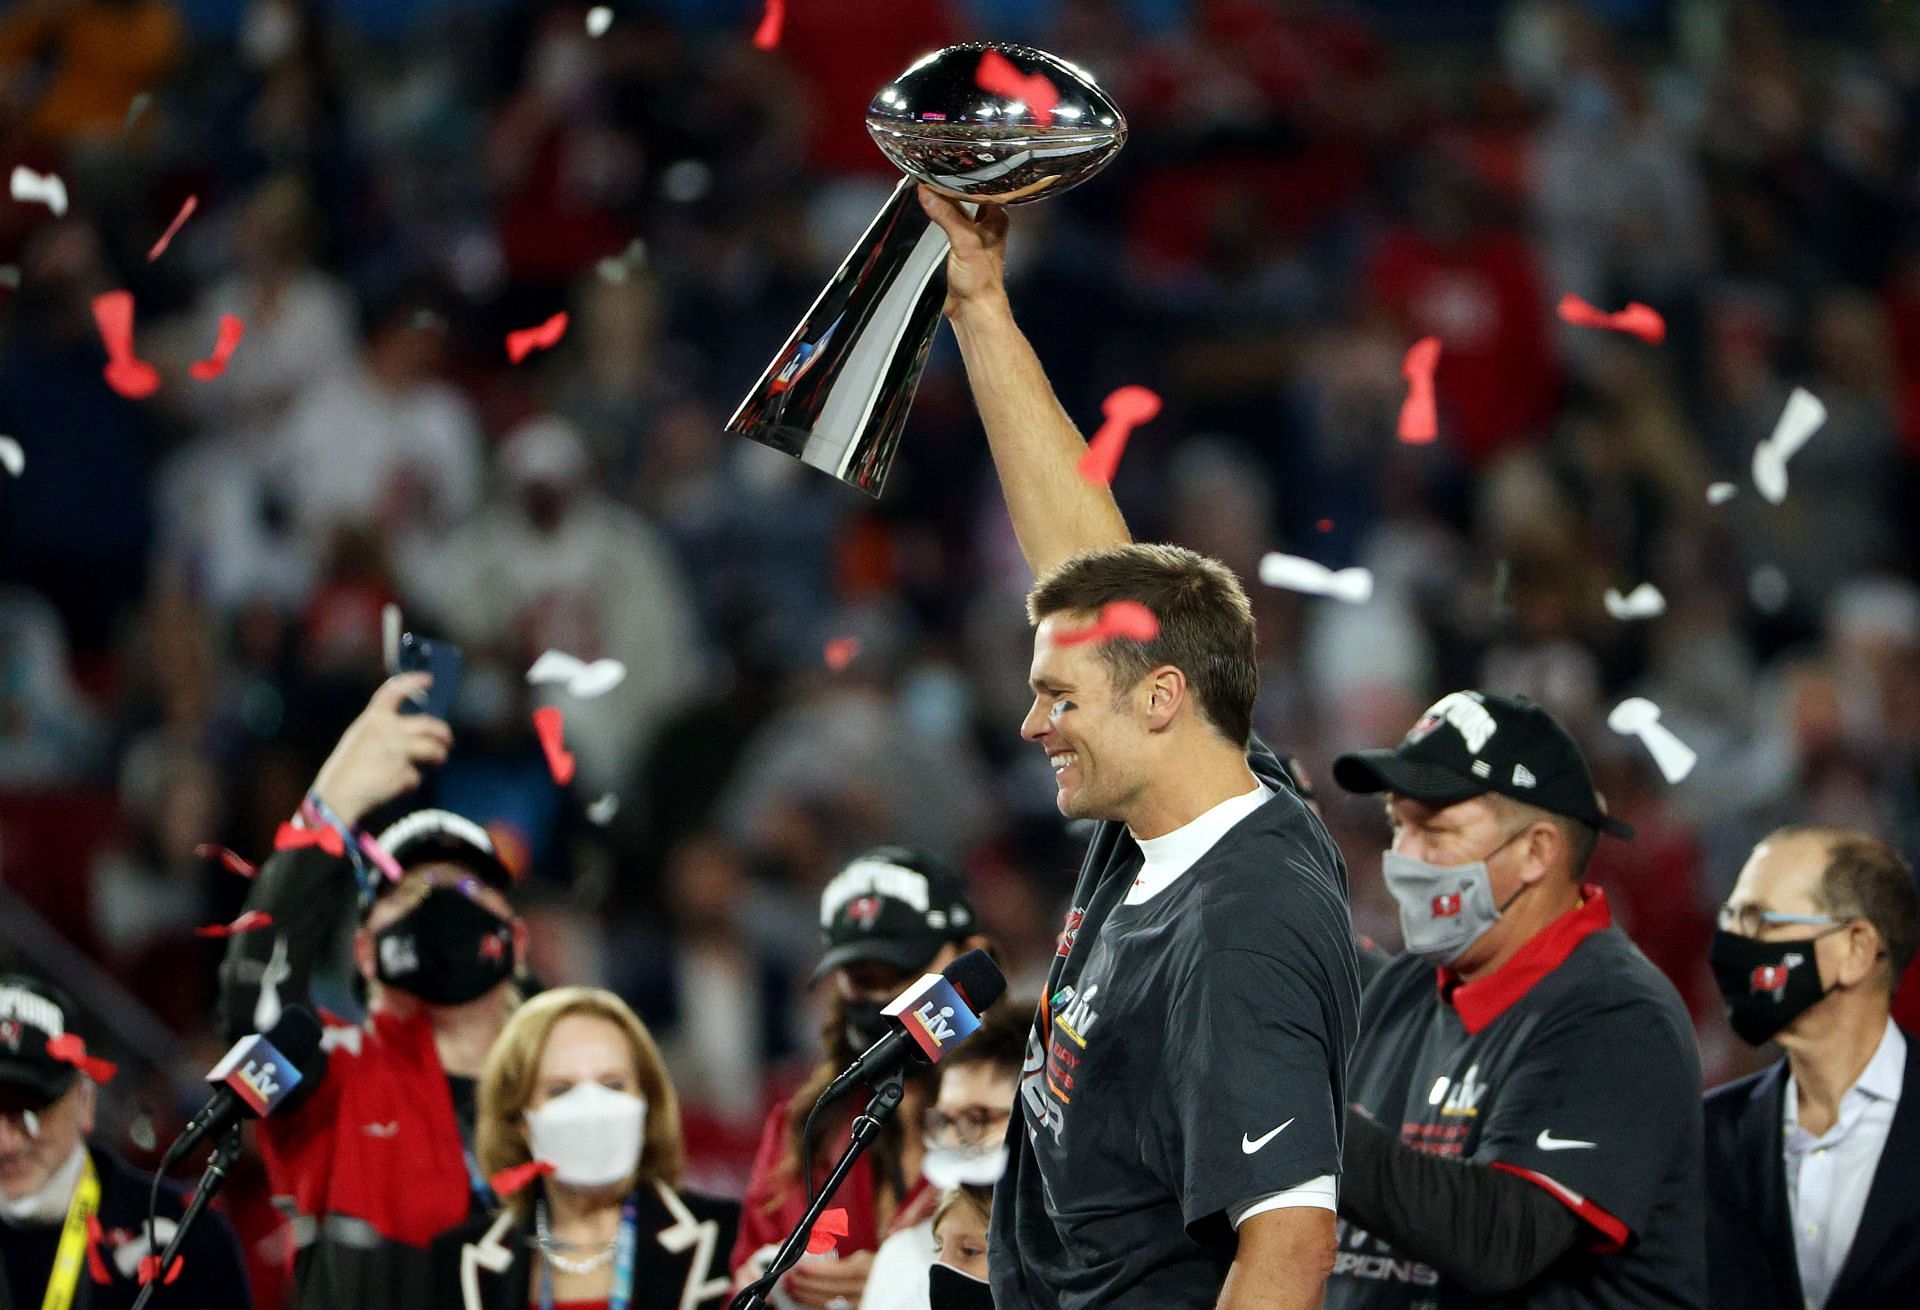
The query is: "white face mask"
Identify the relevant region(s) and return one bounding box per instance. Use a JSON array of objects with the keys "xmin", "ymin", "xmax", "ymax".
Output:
[
  {"xmin": 922, "ymin": 1143, "xmax": 1008, "ymax": 1190},
  {"xmin": 523, "ymin": 1083, "xmax": 646, "ymax": 1188}
]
